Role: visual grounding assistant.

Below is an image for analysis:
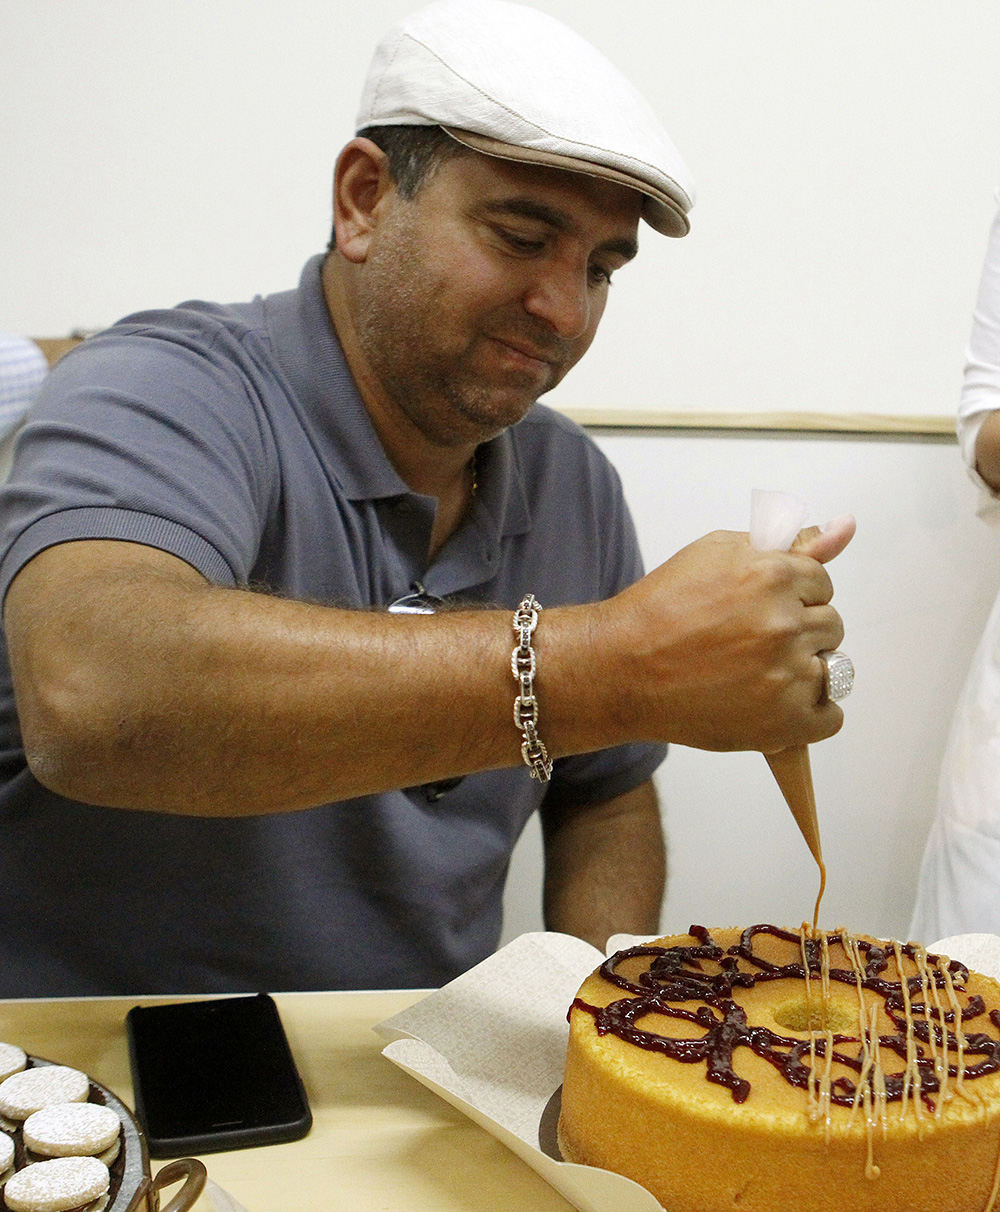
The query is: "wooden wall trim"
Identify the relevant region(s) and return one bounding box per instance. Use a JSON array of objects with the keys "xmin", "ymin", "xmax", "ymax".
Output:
[{"xmin": 554, "ymin": 407, "xmax": 955, "ymax": 438}]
